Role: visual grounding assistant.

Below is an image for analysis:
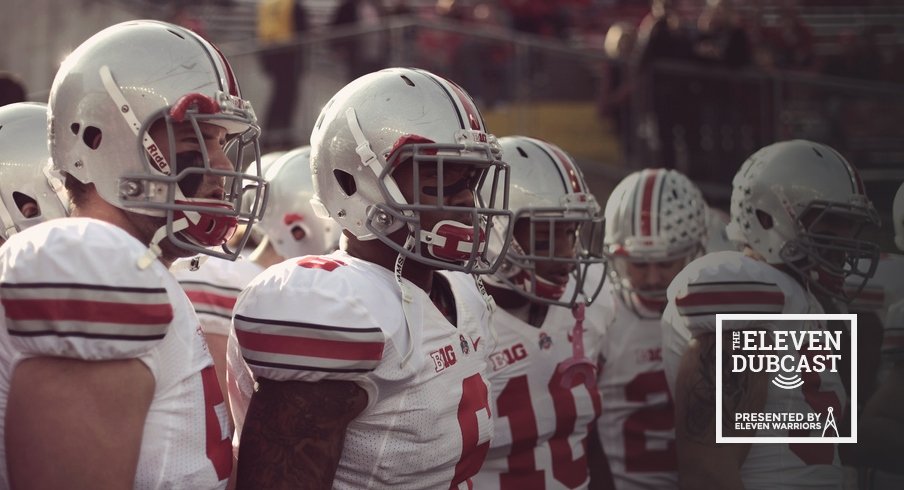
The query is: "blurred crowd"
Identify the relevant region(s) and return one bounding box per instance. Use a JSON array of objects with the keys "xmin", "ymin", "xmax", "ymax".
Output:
[{"xmin": 77, "ymin": 0, "xmax": 902, "ymax": 187}]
